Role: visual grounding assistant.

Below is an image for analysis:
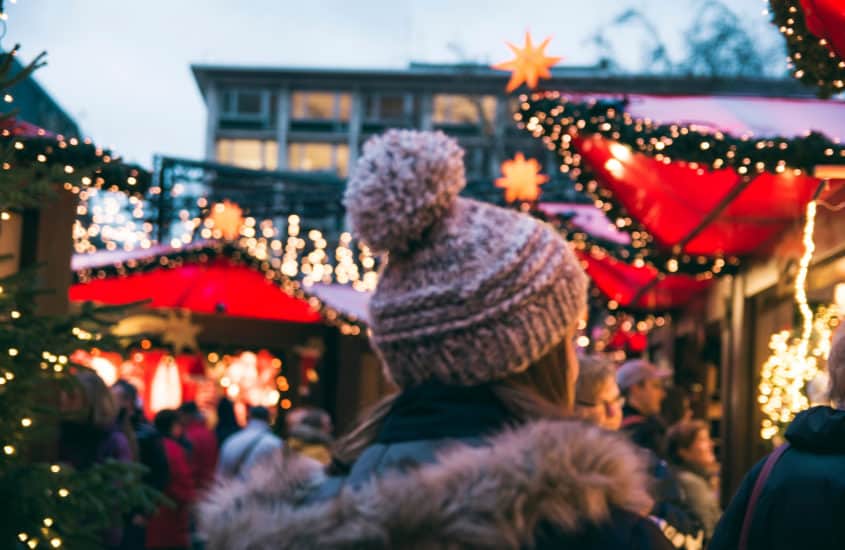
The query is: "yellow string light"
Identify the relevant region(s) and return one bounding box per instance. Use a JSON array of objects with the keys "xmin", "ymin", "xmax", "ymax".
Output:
[{"xmin": 758, "ymin": 200, "xmax": 841, "ymax": 440}]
